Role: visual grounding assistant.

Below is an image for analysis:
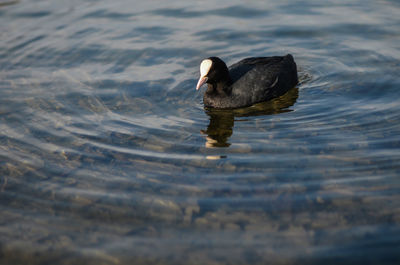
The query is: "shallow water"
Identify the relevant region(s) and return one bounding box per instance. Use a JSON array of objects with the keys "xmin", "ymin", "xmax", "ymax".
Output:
[{"xmin": 1, "ymin": 0, "xmax": 400, "ymax": 264}]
